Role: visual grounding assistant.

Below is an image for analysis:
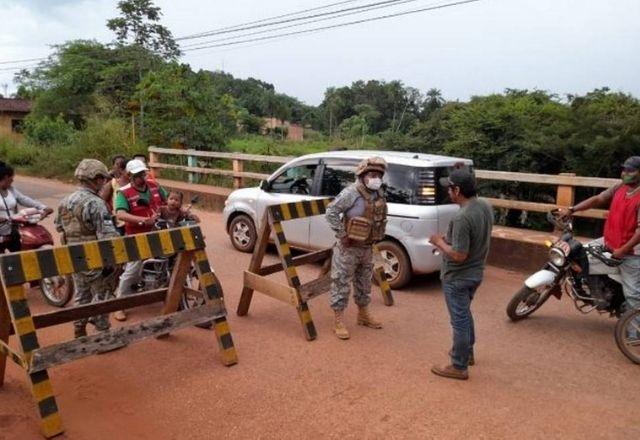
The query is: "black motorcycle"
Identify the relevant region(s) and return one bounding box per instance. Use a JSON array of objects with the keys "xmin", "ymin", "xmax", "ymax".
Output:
[{"xmin": 135, "ymin": 197, "xmax": 210, "ymax": 328}]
